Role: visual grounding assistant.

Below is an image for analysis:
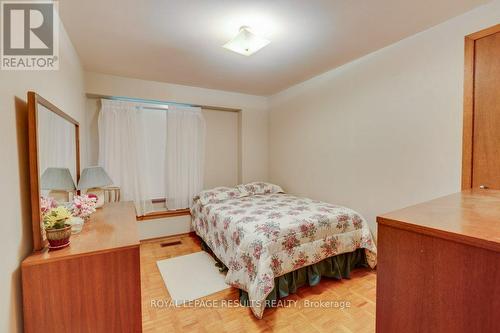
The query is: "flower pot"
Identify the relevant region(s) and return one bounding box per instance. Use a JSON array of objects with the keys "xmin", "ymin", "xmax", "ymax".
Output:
[{"xmin": 46, "ymin": 224, "xmax": 72, "ymax": 249}]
